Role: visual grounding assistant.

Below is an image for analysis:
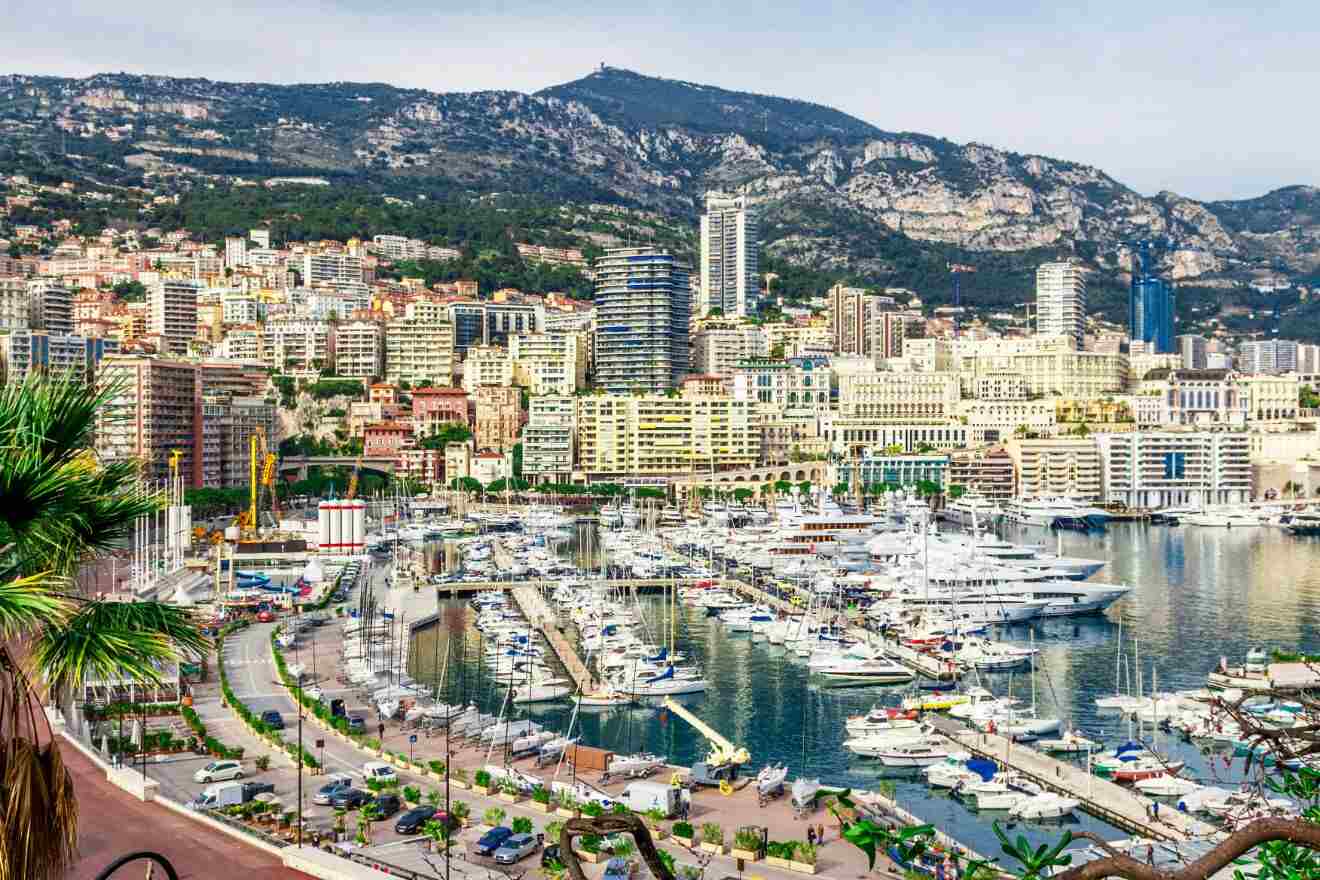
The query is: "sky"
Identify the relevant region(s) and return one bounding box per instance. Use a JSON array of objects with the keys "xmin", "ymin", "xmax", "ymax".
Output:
[{"xmin": 4, "ymin": 0, "xmax": 1316, "ymax": 201}]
